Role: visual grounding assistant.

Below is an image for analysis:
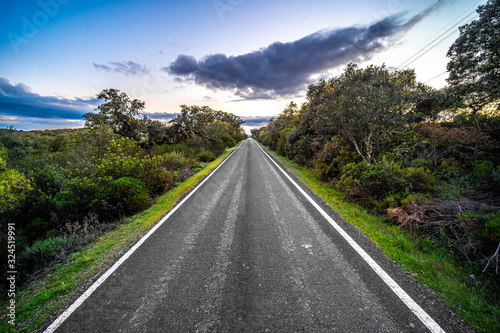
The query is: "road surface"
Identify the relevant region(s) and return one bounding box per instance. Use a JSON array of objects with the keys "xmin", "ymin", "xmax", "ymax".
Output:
[{"xmin": 46, "ymin": 139, "xmax": 472, "ymax": 332}]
